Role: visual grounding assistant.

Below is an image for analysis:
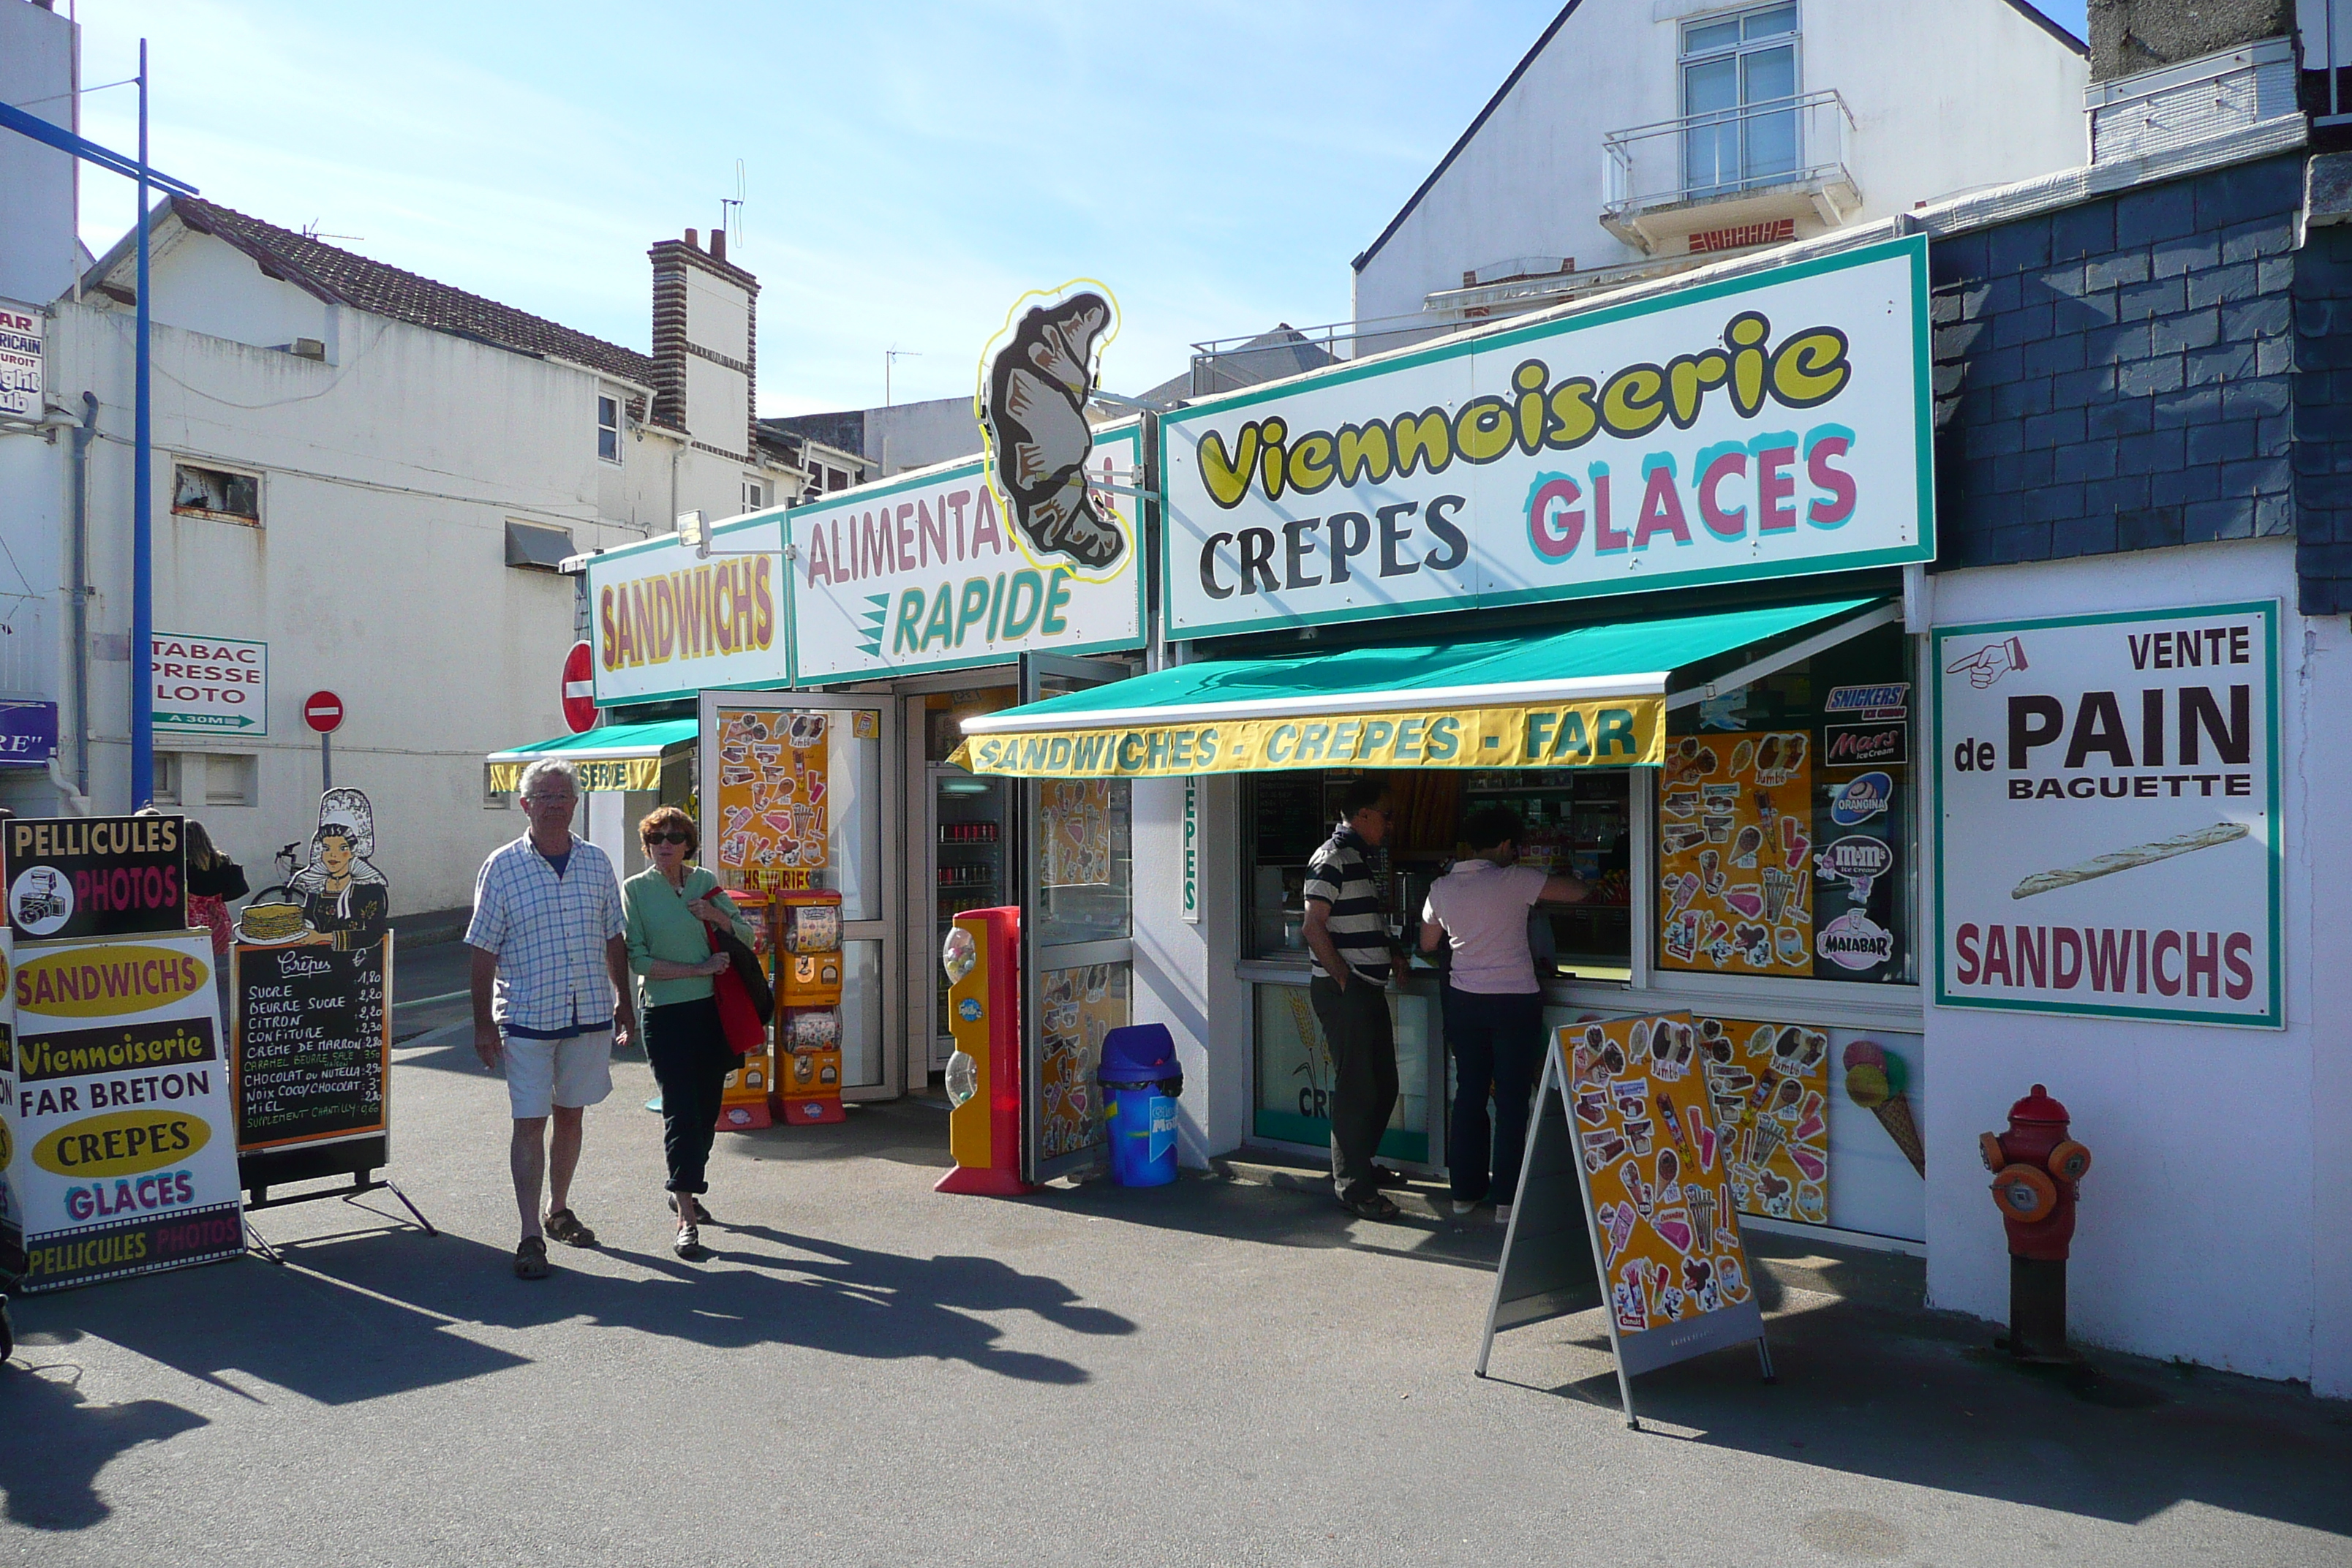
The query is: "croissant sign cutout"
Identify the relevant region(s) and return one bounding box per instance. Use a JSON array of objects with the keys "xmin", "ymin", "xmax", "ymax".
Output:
[{"xmin": 977, "ymin": 282, "xmax": 1126, "ymax": 572}]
